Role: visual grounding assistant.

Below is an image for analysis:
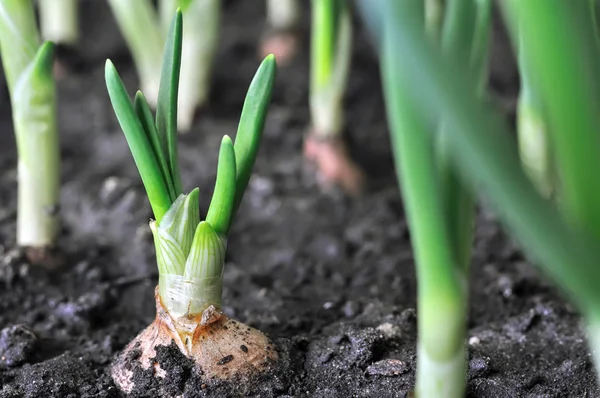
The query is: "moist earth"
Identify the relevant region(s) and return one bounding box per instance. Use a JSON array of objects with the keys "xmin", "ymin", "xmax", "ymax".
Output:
[{"xmin": 0, "ymin": 1, "xmax": 596, "ymax": 397}]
